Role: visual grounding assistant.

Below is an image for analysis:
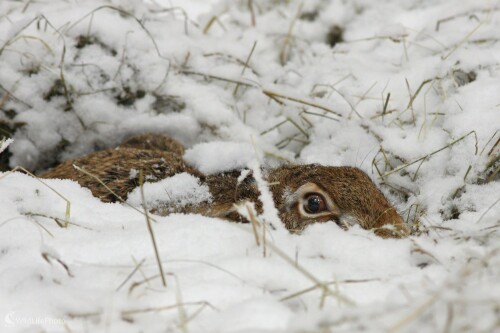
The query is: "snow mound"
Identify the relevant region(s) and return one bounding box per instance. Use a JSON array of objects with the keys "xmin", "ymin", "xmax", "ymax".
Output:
[
  {"xmin": 127, "ymin": 172, "xmax": 212, "ymax": 210},
  {"xmin": 184, "ymin": 141, "xmax": 255, "ymax": 175}
]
